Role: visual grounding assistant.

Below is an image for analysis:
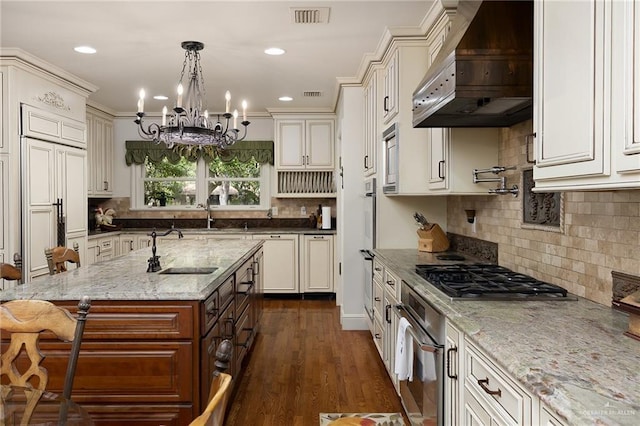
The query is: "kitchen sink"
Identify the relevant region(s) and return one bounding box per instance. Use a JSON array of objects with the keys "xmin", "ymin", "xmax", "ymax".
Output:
[{"xmin": 159, "ymin": 267, "xmax": 218, "ymax": 275}]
